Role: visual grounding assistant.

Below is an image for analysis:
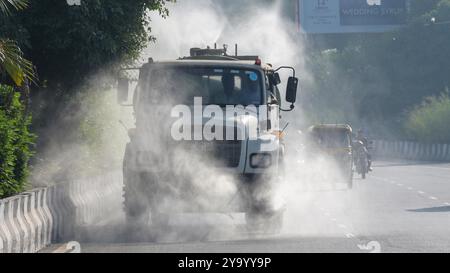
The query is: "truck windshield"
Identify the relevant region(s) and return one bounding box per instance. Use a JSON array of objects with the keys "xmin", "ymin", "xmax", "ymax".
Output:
[
  {"xmin": 145, "ymin": 67, "xmax": 263, "ymax": 106},
  {"xmin": 313, "ymin": 130, "xmax": 351, "ymax": 149}
]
